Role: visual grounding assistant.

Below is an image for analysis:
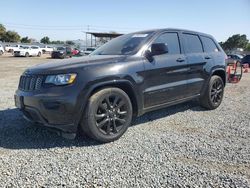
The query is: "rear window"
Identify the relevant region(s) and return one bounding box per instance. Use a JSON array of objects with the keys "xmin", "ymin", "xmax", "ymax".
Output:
[
  {"xmin": 183, "ymin": 34, "xmax": 203, "ymax": 53},
  {"xmin": 201, "ymin": 36, "xmax": 219, "ymax": 53}
]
